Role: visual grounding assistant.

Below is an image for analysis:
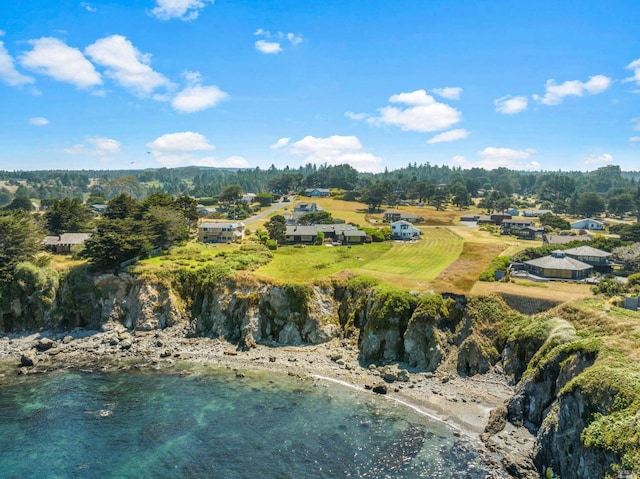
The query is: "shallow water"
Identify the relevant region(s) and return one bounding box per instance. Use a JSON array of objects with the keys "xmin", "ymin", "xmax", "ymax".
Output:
[{"xmin": 0, "ymin": 366, "xmax": 494, "ymax": 478}]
